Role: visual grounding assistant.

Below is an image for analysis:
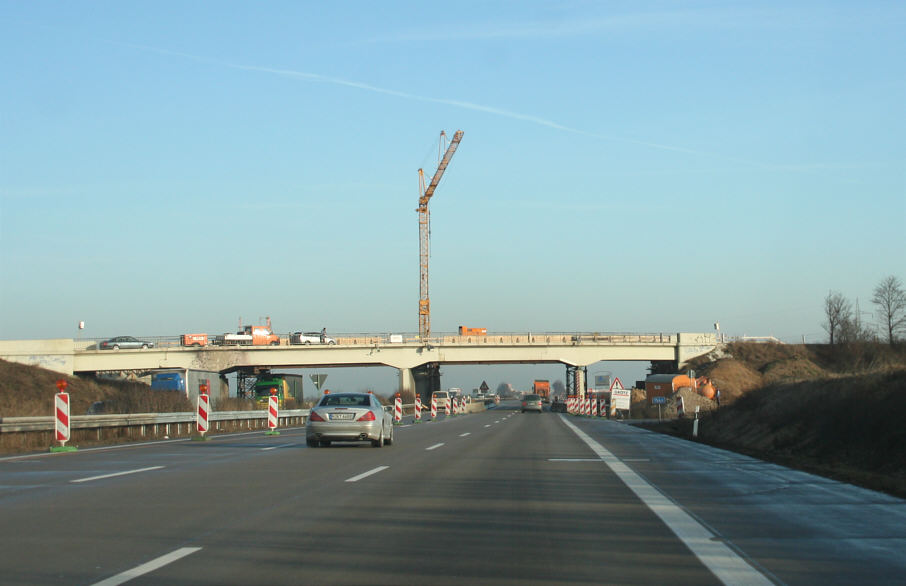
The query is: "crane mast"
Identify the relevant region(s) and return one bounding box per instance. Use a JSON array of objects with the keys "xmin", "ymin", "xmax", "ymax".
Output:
[{"xmin": 417, "ymin": 129, "xmax": 464, "ymax": 342}]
